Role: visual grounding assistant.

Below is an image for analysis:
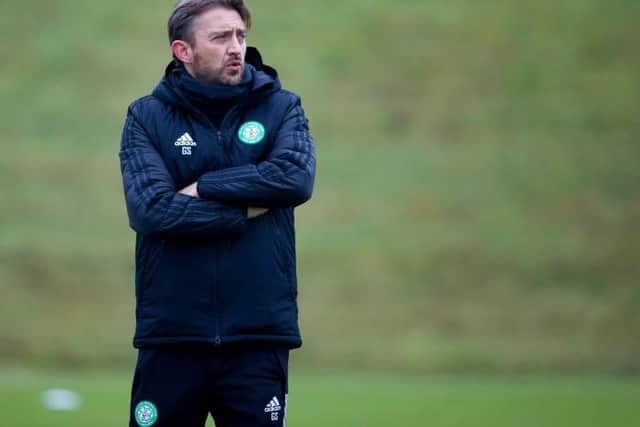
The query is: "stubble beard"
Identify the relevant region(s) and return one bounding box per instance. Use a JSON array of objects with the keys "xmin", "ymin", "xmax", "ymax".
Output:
[
  {"xmin": 222, "ymin": 65, "xmax": 244, "ymax": 86},
  {"xmin": 193, "ymin": 54, "xmax": 244, "ymax": 86}
]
